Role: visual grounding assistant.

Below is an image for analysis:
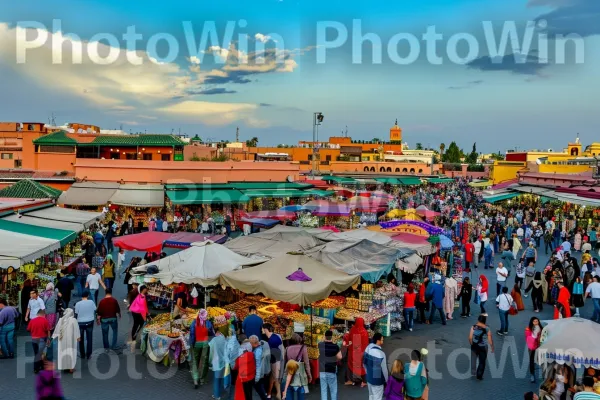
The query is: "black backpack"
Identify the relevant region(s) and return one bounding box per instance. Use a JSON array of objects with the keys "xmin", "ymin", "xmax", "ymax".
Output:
[{"xmin": 472, "ymin": 326, "xmax": 487, "ymax": 347}]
